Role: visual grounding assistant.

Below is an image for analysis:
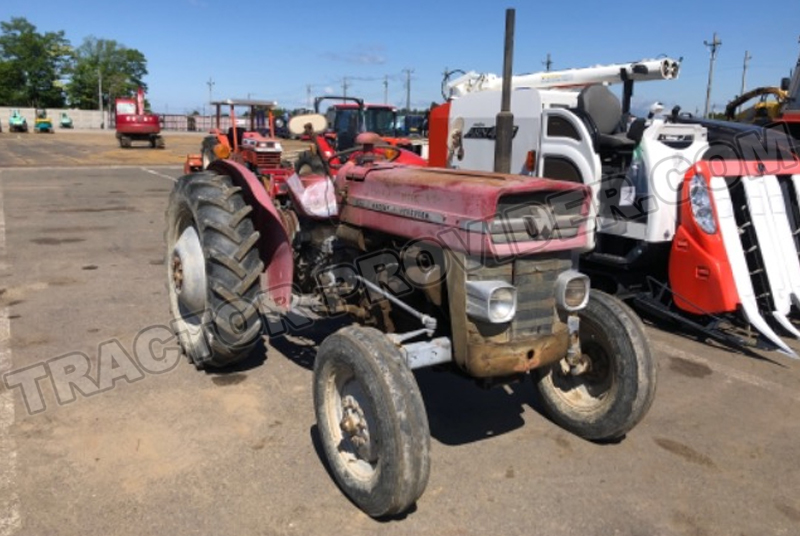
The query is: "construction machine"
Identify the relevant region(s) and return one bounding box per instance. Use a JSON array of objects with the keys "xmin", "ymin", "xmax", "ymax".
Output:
[
  {"xmin": 724, "ymin": 48, "xmax": 800, "ymax": 145},
  {"xmin": 430, "ymin": 55, "xmax": 800, "ymax": 358},
  {"xmin": 59, "ymin": 111, "xmax": 73, "ymax": 129},
  {"xmin": 114, "ymin": 87, "xmax": 164, "ymax": 148},
  {"xmin": 8, "ymin": 109, "xmax": 27, "ymax": 133},
  {"xmin": 34, "ymin": 108, "xmax": 54, "ymax": 133}
]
